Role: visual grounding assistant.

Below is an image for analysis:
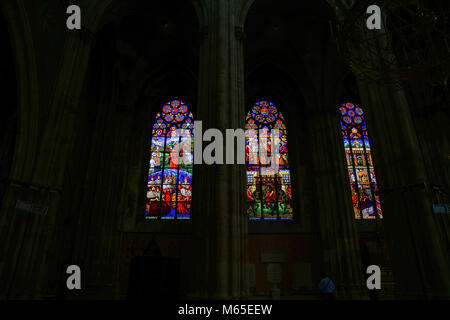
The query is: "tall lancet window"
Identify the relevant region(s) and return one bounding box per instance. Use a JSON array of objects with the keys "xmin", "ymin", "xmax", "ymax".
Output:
[
  {"xmin": 340, "ymin": 102, "xmax": 383, "ymax": 219},
  {"xmin": 146, "ymin": 99, "xmax": 194, "ymax": 220},
  {"xmin": 245, "ymin": 100, "xmax": 293, "ymax": 221}
]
